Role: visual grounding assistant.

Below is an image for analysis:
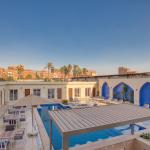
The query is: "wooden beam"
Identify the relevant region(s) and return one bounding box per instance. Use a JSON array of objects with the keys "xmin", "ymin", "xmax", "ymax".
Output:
[
  {"xmin": 50, "ymin": 119, "xmax": 53, "ymax": 150},
  {"xmin": 62, "ymin": 134, "xmax": 68, "ymax": 150}
]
